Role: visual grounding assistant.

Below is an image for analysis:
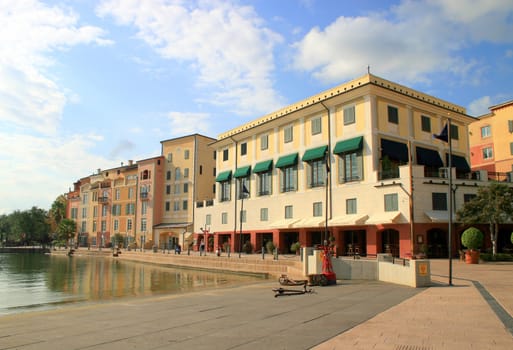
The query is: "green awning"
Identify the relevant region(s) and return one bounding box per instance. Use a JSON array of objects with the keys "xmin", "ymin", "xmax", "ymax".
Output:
[
  {"xmin": 215, "ymin": 170, "xmax": 232, "ymax": 182},
  {"xmin": 446, "ymin": 153, "xmax": 471, "ymax": 172},
  {"xmin": 253, "ymin": 160, "xmax": 273, "ymax": 173},
  {"xmin": 381, "ymin": 139, "xmax": 409, "ymax": 163},
  {"xmin": 416, "ymin": 147, "xmax": 443, "ymax": 167},
  {"xmin": 275, "ymin": 153, "xmax": 298, "ymax": 168},
  {"xmin": 233, "ymin": 165, "xmax": 251, "ymax": 178},
  {"xmin": 333, "ymin": 136, "xmax": 363, "ymax": 154},
  {"xmin": 302, "ymin": 145, "xmax": 328, "ymax": 162}
]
